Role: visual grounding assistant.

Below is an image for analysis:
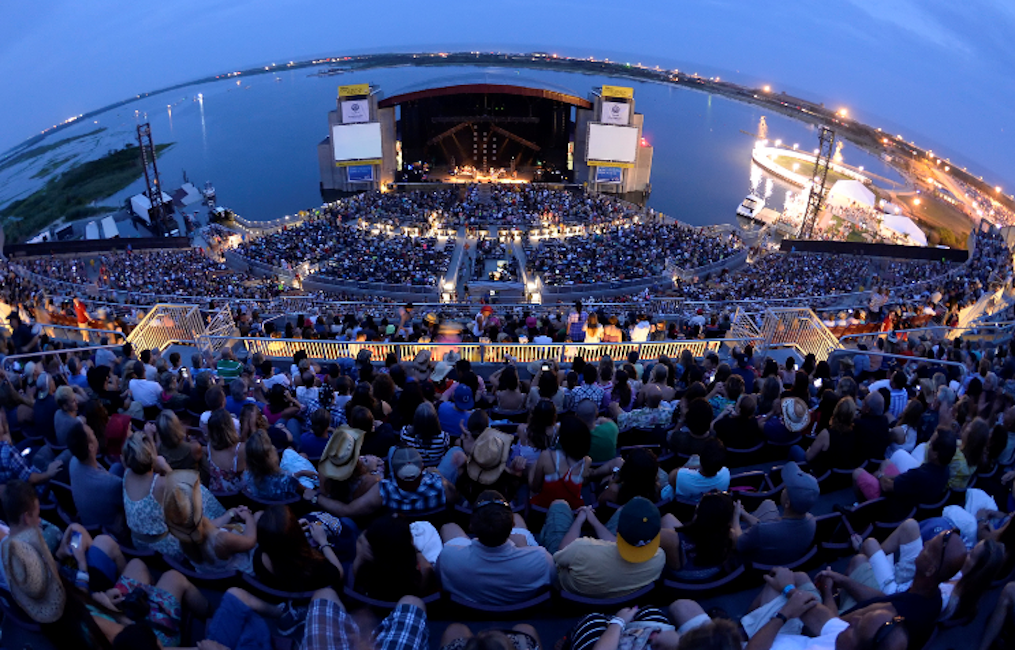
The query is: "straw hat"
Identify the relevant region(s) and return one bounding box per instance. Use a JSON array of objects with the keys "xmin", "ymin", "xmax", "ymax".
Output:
[
  {"xmin": 781, "ymin": 397, "xmax": 811, "ymax": 433},
  {"xmin": 319, "ymin": 426, "xmax": 365, "ymax": 482},
  {"xmin": 431, "ymin": 361, "xmax": 452, "ymax": 382},
  {"xmin": 466, "ymin": 429, "xmax": 514, "ymax": 485},
  {"xmin": 161, "ymin": 470, "xmax": 206, "ymax": 544},
  {"xmin": 1, "ymin": 528, "xmax": 65, "ymax": 623}
]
